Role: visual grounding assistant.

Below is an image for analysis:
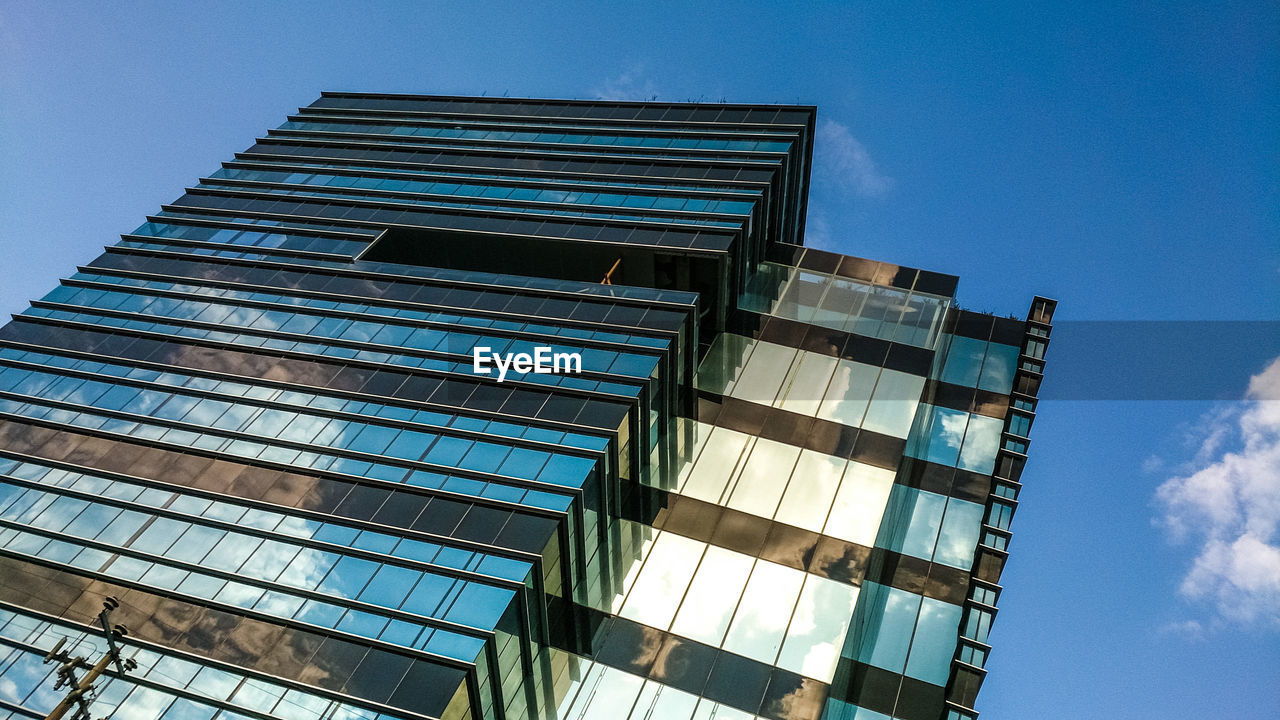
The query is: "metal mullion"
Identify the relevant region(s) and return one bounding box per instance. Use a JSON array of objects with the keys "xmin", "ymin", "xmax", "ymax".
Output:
[
  {"xmin": 0, "ymin": 547, "xmax": 485, "ymax": 674},
  {"xmin": 81, "ymin": 259, "xmax": 684, "ymax": 352},
  {"xmin": 0, "ymin": 350, "xmax": 604, "ymax": 464},
  {"xmin": 250, "ymin": 133, "xmax": 778, "ymax": 171},
  {"xmin": 1, "ymin": 462, "xmax": 546, "ymax": 720},
  {"xmin": 950, "ymin": 657, "xmax": 989, "ymax": 676},
  {"xmin": 968, "ymin": 578, "xmax": 1002, "ymax": 602},
  {"xmin": 232, "ymin": 150, "xmax": 772, "ymax": 193},
  {"xmin": 0, "ymin": 394, "xmax": 578, "ymax": 536},
  {"xmin": 60, "ymin": 273, "xmax": 671, "ymax": 361},
  {"xmin": 0, "ymin": 636, "xmax": 285, "ymax": 720},
  {"xmin": 158, "ymin": 200, "xmax": 733, "ymax": 261},
  {"xmin": 0, "ymin": 334, "xmax": 617, "ymax": 450},
  {"xmin": 193, "ymin": 179, "xmax": 742, "ymax": 231},
  {"xmin": 222, "ymin": 158, "xmax": 767, "ymax": 200},
  {"xmin": 0, "ymin": 444, "xmax": 542, "ymax": 570},
  {"xmin": 104, "ymin": 242, "xmax": 700, "ymax": 320},
  {"xmin": 0, "ymin": 417, "xmax": 570, "ymax": 602},
  {"xmin": 268, "ymin": 126, "xmax": 790, "ymax": 162},
  {"xmin": 288, "ymin": 111, "xmax": 802, "ymax": 142},
  {"xmin": 185, "ymin": 184, "xmax": 746, "ymax": 236},
  {"xmin": 508, "ymin": 586, "xmax": 541, "ymax": 720},
  {"xmin": 0, "ymin": 387, "xmax": 583, "ymax": 518},
  {"xmin": 478, "ymin": 631, "xmax": 509, "ymax": 720},
  {"xmin": 116, "ymin": 234, "xmax": 357, "ymax": 264},
  {"xmin": 0, "ymin": 599, "xmax": 440, "ymax": 720},
  {"xmin": 0, "ymin": 468, "xmax": 529, "ymax": 593},
  {"xmin": 0, "ymin": 696, "xmax": 41, "ymax": 720},
  {"xmin": 30, "ymin": 299, "xmax": 645, "ymax": 399},
  {"xmin": 267, "ymin": 128, "xmax": 791, "ymax": 162},
  {"xmin": 0, "ymin": 516, "xmax": 495, "ymax": 644},
  {"xmin": 311, "ymin": 90, "xmax": 815, "ymax": 113},
  {"xmin": 302, "ymin": 97, "xmax": 813, "ymax": 132},
  {"xmin": 136, "ymin": 213, "xmax": 377, "ymax": 240},
  {"xmin": 10, "ymin": 313, "xmax": 639, "ymax": 433},
  {"xmin": 151, "ymin": 208, "xmax": 374, "ymax": 237},
  {"xmin": 0, "ymin": 481, "xmax": 529, "ymax": 628},
  {"xmin": 279, "ymin": 117, "xmax": 798, "ymax": 146},
  {"xmin": 291, "ymin": 106, "xmax": 798, "ymax": 135},
  {"xmin": 197, "ymin": 176, "xmax": 751, "ymax": 226},
  {"xmin": 13, "ymin": 337, "xmax": 605, "ymax": 452}
]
